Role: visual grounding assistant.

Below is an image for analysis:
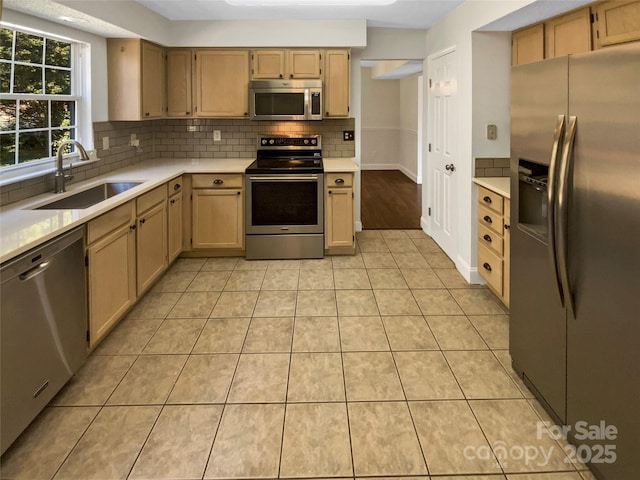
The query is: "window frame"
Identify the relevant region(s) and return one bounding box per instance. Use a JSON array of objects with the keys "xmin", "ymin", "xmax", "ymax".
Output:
[{"xmin": 0, "ymin": 23, "xmax": 93, "ymax": 182}]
